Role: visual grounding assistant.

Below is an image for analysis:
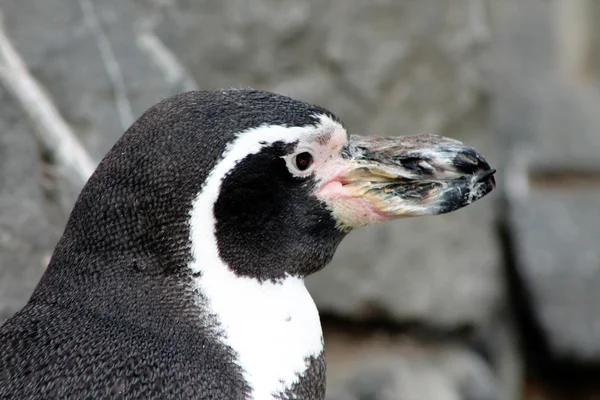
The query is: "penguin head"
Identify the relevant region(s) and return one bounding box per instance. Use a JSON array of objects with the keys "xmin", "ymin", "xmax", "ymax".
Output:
[{"xmin": 53, "ymin": 89, "xmax": 495, "ymax": 283}]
